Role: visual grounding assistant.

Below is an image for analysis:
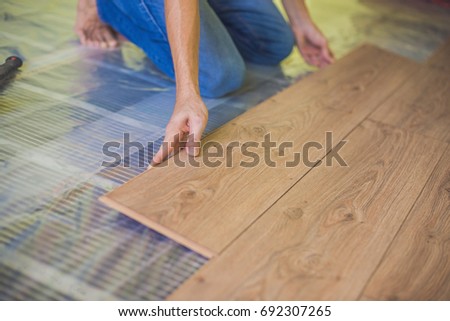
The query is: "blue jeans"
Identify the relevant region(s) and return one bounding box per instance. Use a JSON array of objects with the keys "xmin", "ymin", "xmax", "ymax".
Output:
[{"xmin": 97, "ymin": 0, "xmax": 294, "ymax": 98}]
